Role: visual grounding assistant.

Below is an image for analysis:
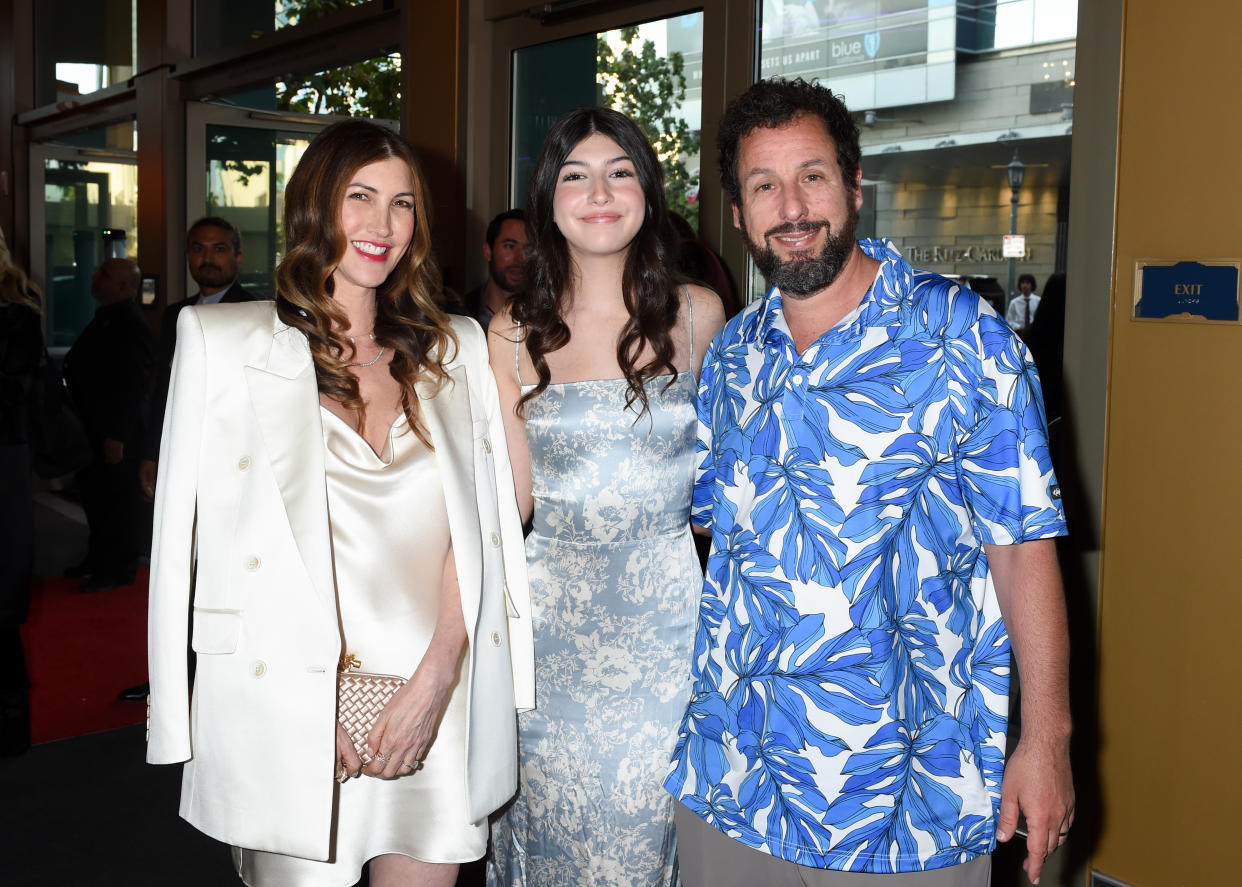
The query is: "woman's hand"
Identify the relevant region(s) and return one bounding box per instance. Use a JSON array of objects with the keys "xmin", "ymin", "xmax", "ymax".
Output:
[
  {"xmin": 362, "ymin": 545, "xmax": 467, "ymax": 780},
  {"xmin": 362, "ymin": 644, "xmax": 461, "ymax": 779},
  {"xmin": 335, "ymin": 723, "xmax": 364, "ymax": 782}
]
